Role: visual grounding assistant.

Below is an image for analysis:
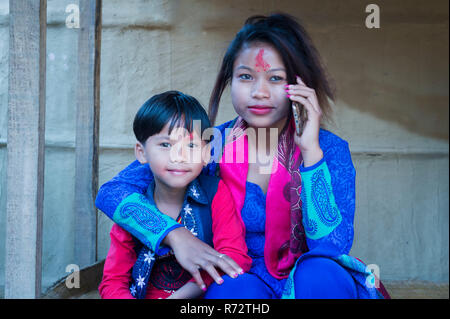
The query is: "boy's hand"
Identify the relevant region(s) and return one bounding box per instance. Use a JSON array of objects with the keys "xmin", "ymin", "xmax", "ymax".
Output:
[{"xmin": 163, "ymin": 227, "xmax": 243, "ymax": 290}]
